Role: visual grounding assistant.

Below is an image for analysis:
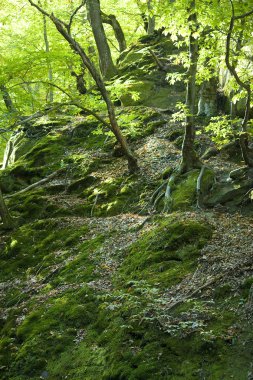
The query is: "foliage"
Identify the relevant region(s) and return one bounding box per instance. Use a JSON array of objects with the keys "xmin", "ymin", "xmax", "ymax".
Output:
[{"xmin": 205, "ymin": 115, "xmax": 241, "ymax": 146}]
